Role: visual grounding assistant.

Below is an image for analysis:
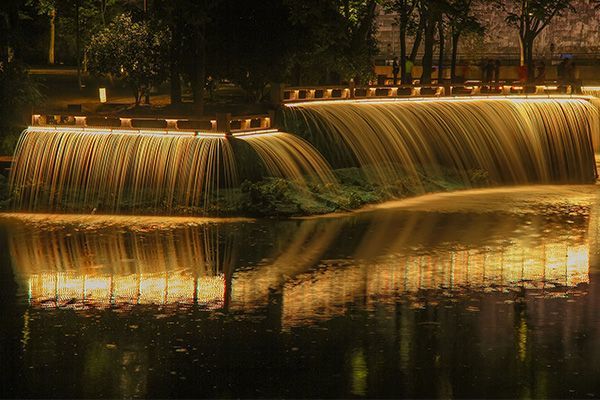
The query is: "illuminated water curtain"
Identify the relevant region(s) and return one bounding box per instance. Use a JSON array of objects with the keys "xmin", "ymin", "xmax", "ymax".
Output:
[
  {"xmin": 284, "ymin": 97, "xmax": 599, "ymax": 190},
  {"xmin": 9, "ymin": 128, "xmax": 334, "ymax": 213},
  {"xmin": 9, "ymin": 96, "xmax": 600, "ymax": 214}
]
